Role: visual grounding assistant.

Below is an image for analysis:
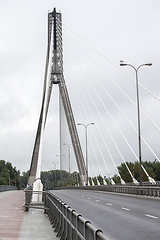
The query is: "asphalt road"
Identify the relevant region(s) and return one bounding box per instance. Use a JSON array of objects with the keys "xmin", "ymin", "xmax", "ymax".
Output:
[{"xmin": 50, "ymin": 189, "xmax": 160, "ymax": 240}]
